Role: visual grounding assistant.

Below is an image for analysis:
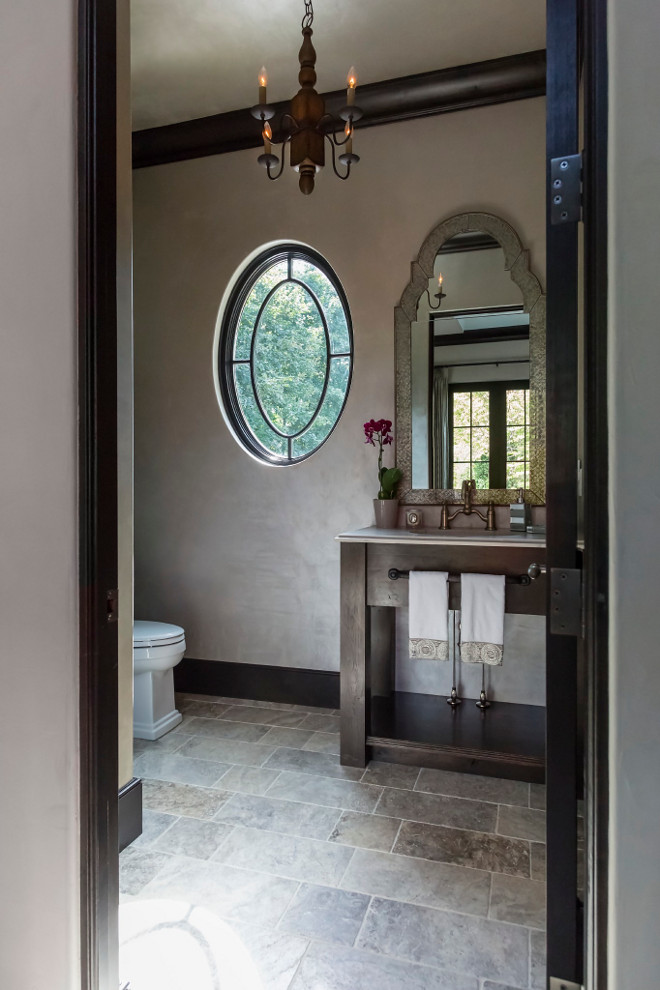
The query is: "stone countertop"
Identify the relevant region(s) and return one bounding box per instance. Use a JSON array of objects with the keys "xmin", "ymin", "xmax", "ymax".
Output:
[{"xmin": 335, "ymin": 526, "xmax": 546, "ymax": 549}]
